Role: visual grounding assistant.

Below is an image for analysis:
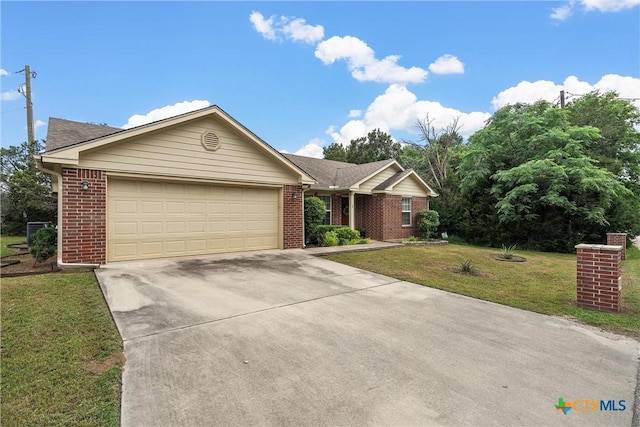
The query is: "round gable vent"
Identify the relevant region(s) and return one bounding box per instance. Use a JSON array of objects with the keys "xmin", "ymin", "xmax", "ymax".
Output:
[{"xmin": 201, "ymin": 131, "xmax": 221, "ymax": 151}]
